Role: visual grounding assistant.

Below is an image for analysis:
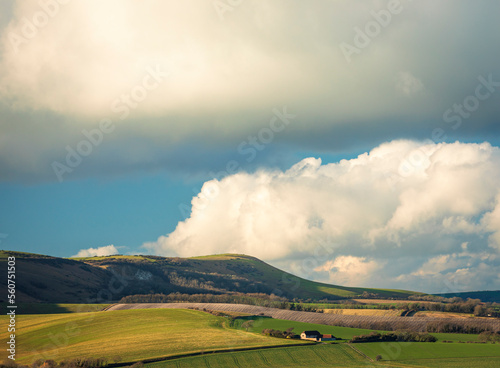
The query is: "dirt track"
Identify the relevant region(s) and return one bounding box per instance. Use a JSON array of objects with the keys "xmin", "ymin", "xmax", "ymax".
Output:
[{"xmin": 107, "ymin": 303, "xmax": 500, "ymax": 332}]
